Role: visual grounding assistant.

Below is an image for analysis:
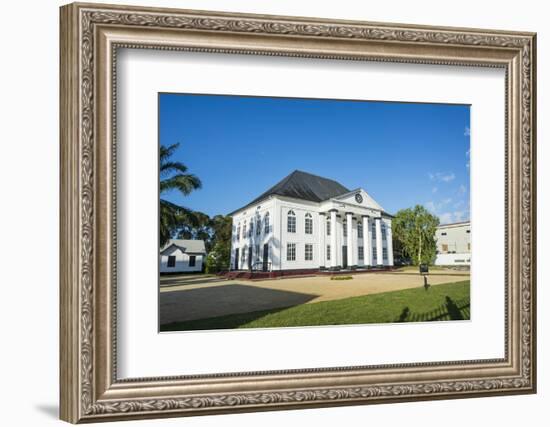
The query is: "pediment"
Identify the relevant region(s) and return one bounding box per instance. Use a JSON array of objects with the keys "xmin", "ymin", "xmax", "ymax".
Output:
[{"xmin": 334, "ymin": 189, "xmax": 384, "ymax": 211}]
